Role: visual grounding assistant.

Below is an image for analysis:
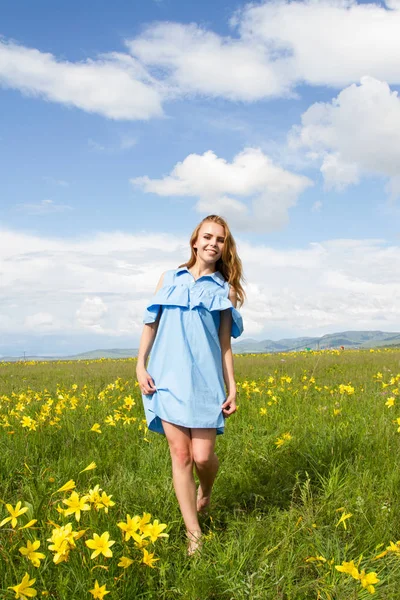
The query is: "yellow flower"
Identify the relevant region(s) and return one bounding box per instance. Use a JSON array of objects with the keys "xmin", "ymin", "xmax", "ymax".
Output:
[
  {"xmin": 19, "ymin": 520, "xmax": 38, "ymax": 531},
  {"xmin": 142, "ymin": 519, "xmax": 169, "ymax": 542},
  {"xmin": 118, "ymin": 556, "xmax": 134, "ymax": 568},
  {"xmin": 85, "ymin": 532, "xmax": 115, "ymax": 559},
  {"xmin": 19, "ymin": 540, "xmax": 45, "ymax": 568},
  {"xmin": 386, "ymin": 397, "xmax": 395, "ymax": 408},
  {"xmin": 8, "ymin": 572, "xmax": 37, "ymax": 599},
  {"xmin": 0, "ymin": 501, "xmax": 28, "ymax": 528},
  {"xmin": 305, "ymin": 555, "xmax": 326, "ymax": 563},
  {"xmin": 387, "ymin": 540, "xmax": 400, "ymax": 554},
  {"xmin": 275, "ymin": 432, "xmax": 292, "ymax": 448},
  {"xmin": 87, "ymin": 485, "xmax": 102, "ymax": 505},
  {"xmin": 142, "ymin": 547, "xmax": 159, "ymax": 568},
  {"xmin": 359, "ymin": 570, "xmax": 379, "ymax": 594},
  {"xmin": 260, "ymin": 407, "xmax": 267, "ymax": 416},
  {"xmin": 79, "ymin": 462, "xmax": 97, "ymax": 474},
  {"xmin": 21, "ymin": 416, "xmax": 37, "ymax": 431},
  {"xmin": 56, "ymin": 479, "xmax": 76, "ymax": 493},
  {"xmin": 336, "ymin": 512, "xmax": 352, "ymax": 530},
  {"xmin": 47, "ymin": 522, "xmax": 83, "ymax": 564},
  {"xmin": 117, "ymin": 514, "xmax": 141, "ymax": 541},
  {"xmin": 62, "ymin": 491, "xmax": 90, "ymax": 521},
  {"xmin": 138, "ymin": 512, "xmax": 152, "ymax": 533},
  {"xmin": 98, "ymin": 492, "xmax": 115, "ymax": 513},
  {"xmin": 90, "ymin": 423, "xmax": 102, "ymax": 433},
  {"xmin": 132, "ymin": 532, "xmax": 150, "ymax": 548},
  {"xmin": 335, "ymin": 560, "xmax": 360, "ymax": 579},
  {"xmin": 89, "ymin": 580, "xmax": 110, "ymax": 599}
]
